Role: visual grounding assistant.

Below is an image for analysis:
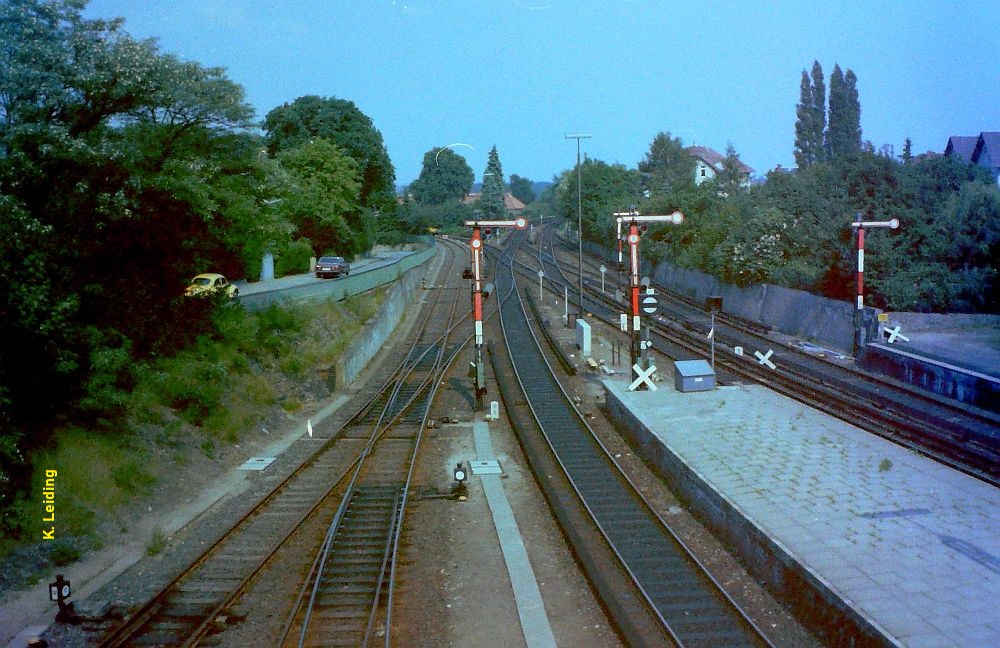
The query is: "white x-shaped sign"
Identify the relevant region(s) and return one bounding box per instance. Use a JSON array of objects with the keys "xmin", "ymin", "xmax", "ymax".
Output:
[
  {"xmin": 885, "ymin": 325, "xmax": 909, "ymax": 344},
  {"xmin": 629, "ymin": 363, "xmax": 658, "ymax": 391},
  {"xmin": 755, "ymin": 349, "xmax": 776, "ymax": 369}
]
